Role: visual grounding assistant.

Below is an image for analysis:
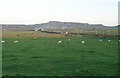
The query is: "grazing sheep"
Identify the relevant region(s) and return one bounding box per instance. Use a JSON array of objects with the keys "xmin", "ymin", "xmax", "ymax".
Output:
[
  {"xmin": 14, "ymin": 40, "xmax": 18, "ymax": 43},
  {"xmin": 108, "ymin": 40, "xmax": 111, "ymax": 42},
  {"xmin": 81, "ymin": 40, "xmax": 85, "ymax": 44},
  {"xmin": 58, "ymin": 41, "xmax": 62, "ymax": 44},
  {"xmin": 68, "ymin": 39, "xmax": 71, "ymax": 41},
  {"xmin": 119, "ymin": 40, "xmax": 120, "ymax": 42},
  {"xmin": 99, "ymin": 40, "xmax": 102, "ymax": 42},
  {"xmin": 1, "ymin": 40, "xmax": 5, "ymax": 43},
  {"xmin": 58, "ymin": 40, "xmax": 64, "ymax": 47}
]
